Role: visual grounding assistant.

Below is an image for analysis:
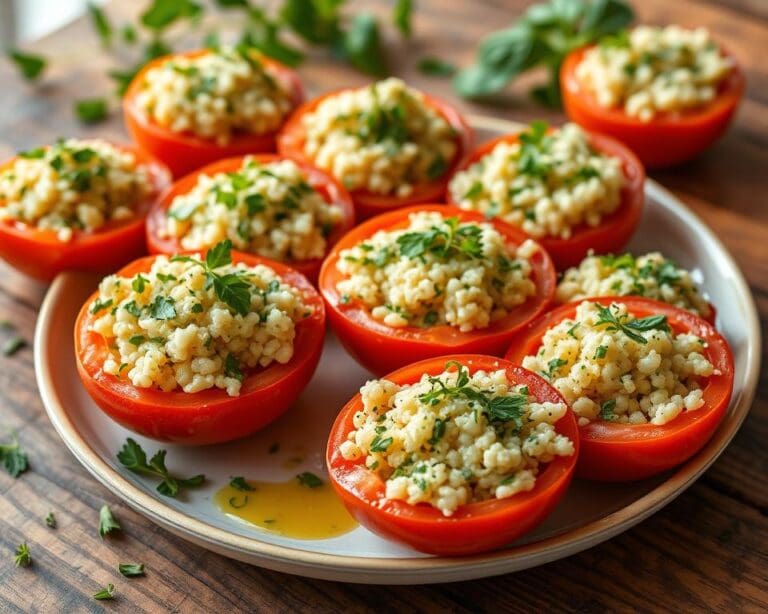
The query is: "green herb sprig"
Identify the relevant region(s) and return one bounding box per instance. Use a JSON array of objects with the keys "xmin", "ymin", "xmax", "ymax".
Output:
[
  {"xmin": 117, "ymin": 438, "xmax": 205, "ymax": 498},
  {"xmin": 454, "ymin": 0, "xmax": 634, "ymax": 107},
  {"xmin": 594, "ymin": 303, "xmax": 670, "ymax": 345},
  {"xmin": 172, "ymin": 240, "xmax": 253, "ymax": 316},
  {"xmin": 14, "ymin": 542, "xmax": 31, "ymax": 567},
  {"xmin": 0, "ymin": 433, "xmax": 28, "ymax": 478},
  {"xmin": 98, "ymin": 504, "xmax": 121, "ymax": 538},
  {"xmin": 396, "ymin": 217, "xmax": 484, "ymax": 261}
]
